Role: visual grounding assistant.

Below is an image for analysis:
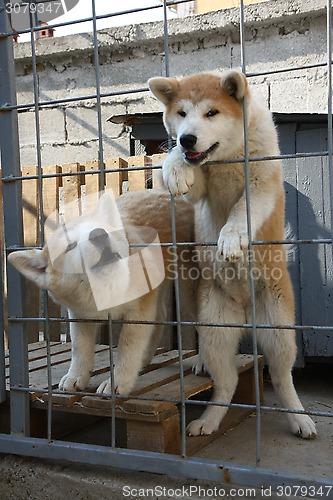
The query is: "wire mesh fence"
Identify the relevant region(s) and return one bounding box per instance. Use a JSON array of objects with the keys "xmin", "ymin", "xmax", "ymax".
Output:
[{"xmin": 0, "ymin": 0, "xmax": 333, "ymax": 496}]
